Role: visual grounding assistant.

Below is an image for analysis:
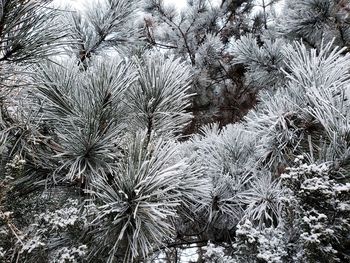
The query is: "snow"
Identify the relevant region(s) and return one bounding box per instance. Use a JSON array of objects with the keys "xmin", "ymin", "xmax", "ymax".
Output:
[{"xmin": 334, "ymin": 183, "xmax": 350, "ymax": 193}]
